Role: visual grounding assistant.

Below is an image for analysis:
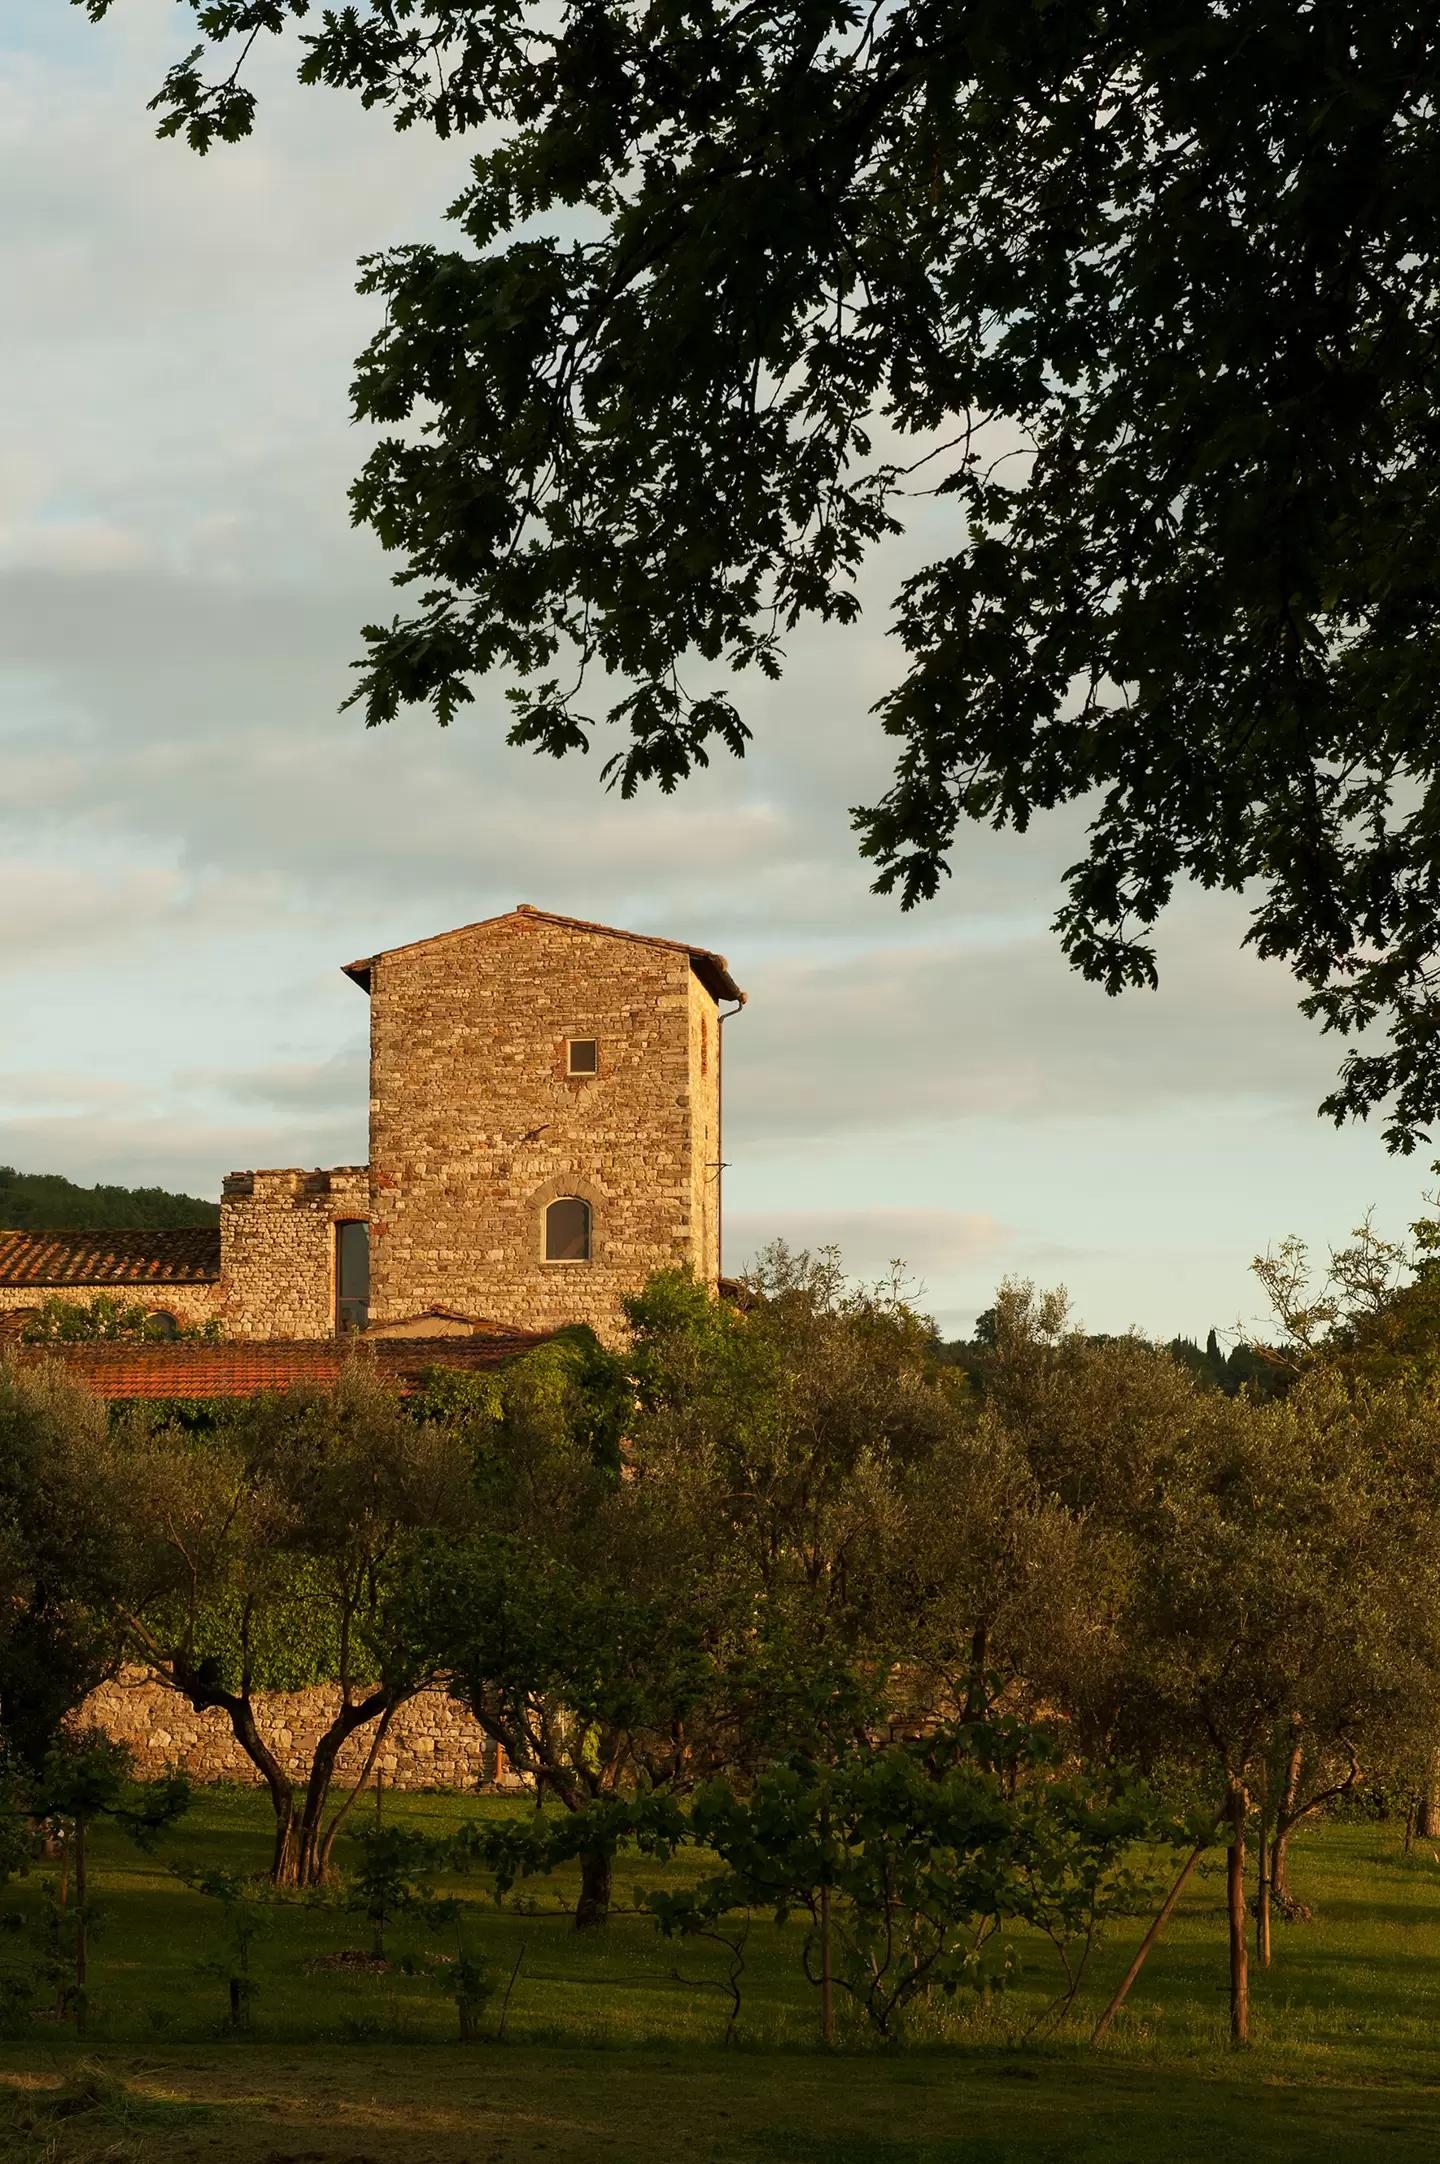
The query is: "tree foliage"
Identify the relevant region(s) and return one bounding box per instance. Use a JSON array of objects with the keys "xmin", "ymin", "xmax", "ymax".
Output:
[
  {"xmin": 0, "ymin": 1359, "xmax": 129, "ymax": 1774},
  {"xmin": 112, "ymin": 1364, "xmax": 479, "ymax": 1886},
  {"xmin": 0, "ymin": 1165, "xmax": 216, "ymax": 1231},
  {"xmin": 21, "ymin": 1295, "xmax": 221, "ymax": 1345},
  {"xmin": 652, "ymin": 1720, "xmax": 1158, "ymax": 2039},
  {"xmin": 79, "ymin": 0, "xmax": 1440, "ymax": 1142}
]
